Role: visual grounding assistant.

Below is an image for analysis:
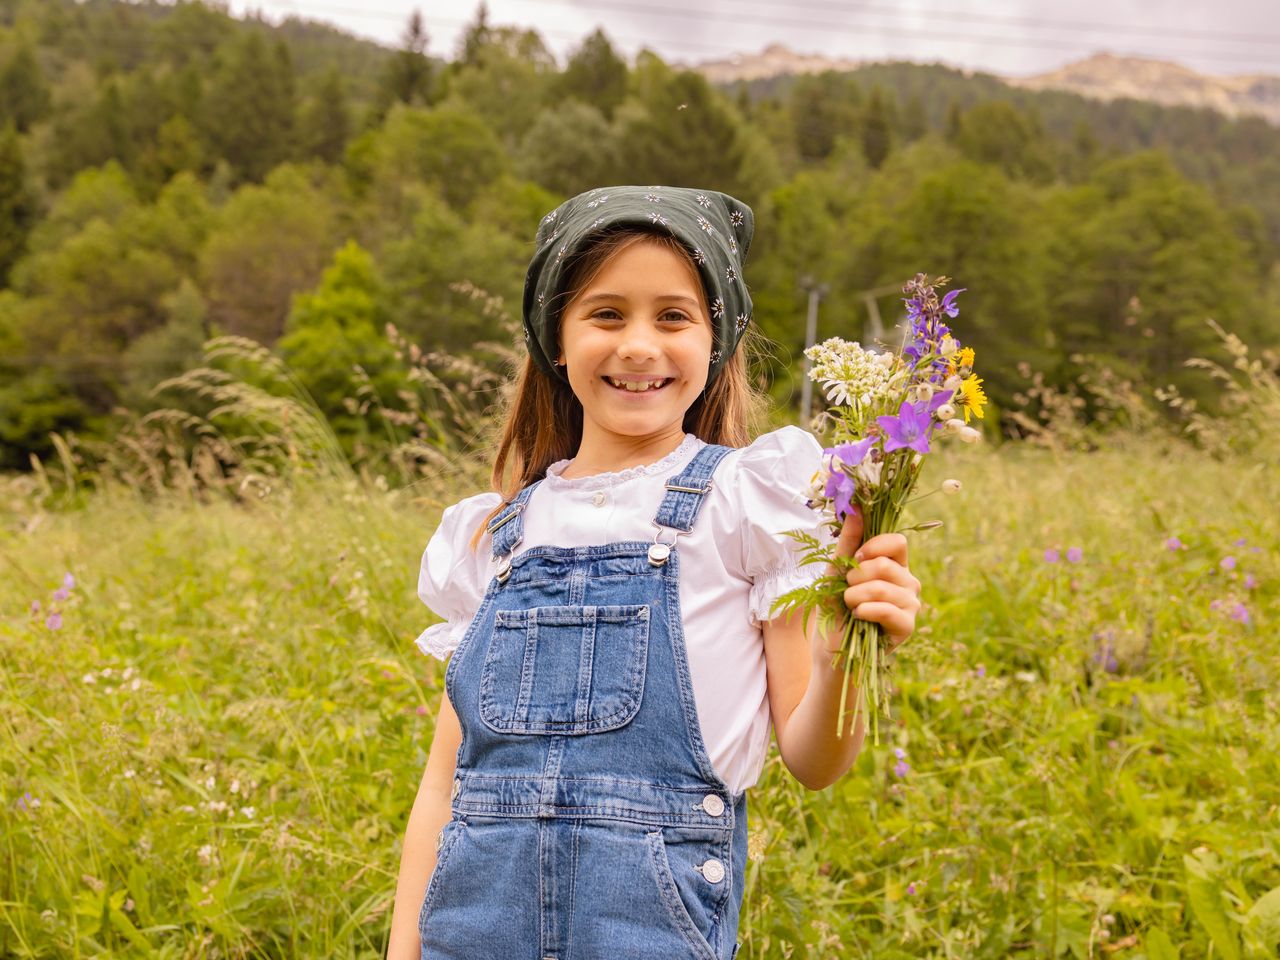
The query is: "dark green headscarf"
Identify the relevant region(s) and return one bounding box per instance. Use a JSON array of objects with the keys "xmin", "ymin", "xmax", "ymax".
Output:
[{"xmin": 521, "ymin": 185, "xmax": 755, "ymax": 388}]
